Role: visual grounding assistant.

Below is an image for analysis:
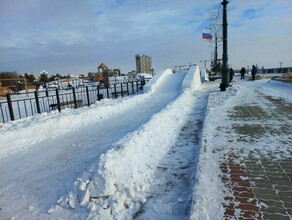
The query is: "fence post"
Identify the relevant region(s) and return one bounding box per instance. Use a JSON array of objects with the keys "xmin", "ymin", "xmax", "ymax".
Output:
[
  {"xmin": 86, "ymin": 86, "xmax": 90, "ymax": 106},
  {"xmin": 126, "ymin": 82, "xmax": 129, "ymax": 95},
  {"xmin": 136, "ymin": 81, "xmax": 139, "ymax": 92},
  {"xmin": 72, "ymin": 87, "xmax": 78, "ymax": 109},
  {"xmin": 97, "ymin": 85, "xmax": 101, "ymax": 101},
  {"xmin": 120, "ymin": 83, "xmax": 124, "ymax": 97},
  {"xmin": 106, "ymin": 86, "xmax": 110, "ymax": 98},
  {"xmin": 114, "ymin": 84, "xmax": 117, "ymax": 98},
  {"xmin": 55, "ymin": 89, "xmax": 61, "ymax": 112},
  {"xmin": 6, "ymin": 93, "xmax": 15, "ymax": 121},
  {"xmin": 131, "ymin": 82, "xmax": 134, "ymax": 94},
  {"xmin": 34, "ymin": 91, "xmax": 41, "ymax": 114}
]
